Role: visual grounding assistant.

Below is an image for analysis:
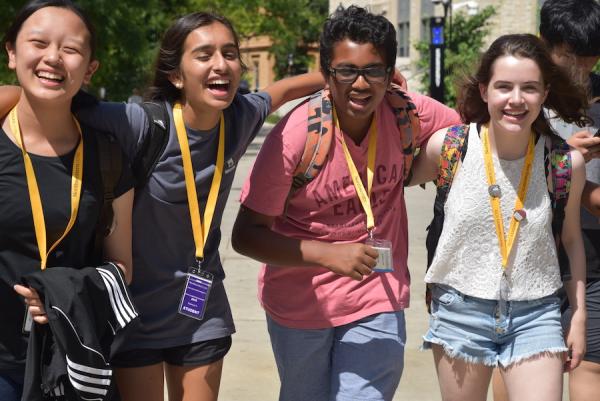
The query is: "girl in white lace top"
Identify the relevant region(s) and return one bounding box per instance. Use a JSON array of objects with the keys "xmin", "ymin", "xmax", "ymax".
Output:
[{"xmin": 410, "ymin": 34, "xmax": 588, "ymax": 401}]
